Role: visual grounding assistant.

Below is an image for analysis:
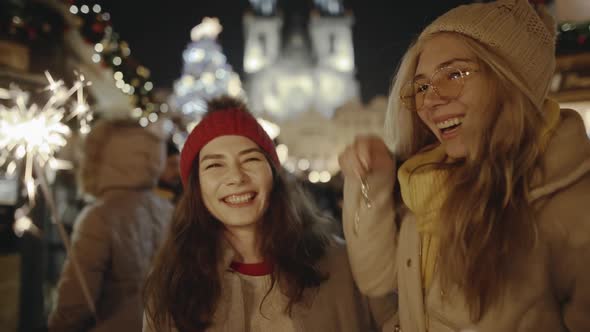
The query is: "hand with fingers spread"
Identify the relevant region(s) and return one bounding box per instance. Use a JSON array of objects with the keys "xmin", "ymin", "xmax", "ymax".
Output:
[{"xmin": 338, "ymin": 135, "xmax": 396, "ymax": 181}]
